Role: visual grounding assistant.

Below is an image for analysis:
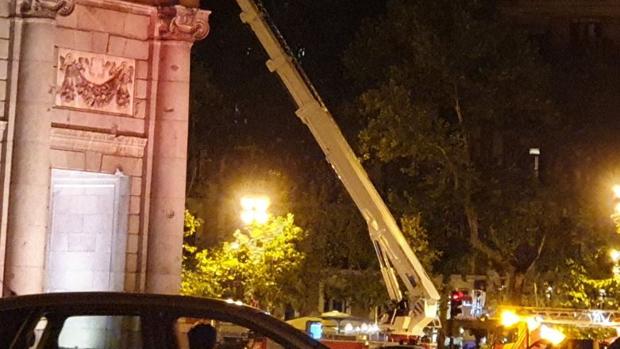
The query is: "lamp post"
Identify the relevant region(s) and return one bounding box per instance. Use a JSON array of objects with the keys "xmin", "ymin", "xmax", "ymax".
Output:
[{"xmin": 240, "ymin": 195, "xmax": 271, "ymax": 225}]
